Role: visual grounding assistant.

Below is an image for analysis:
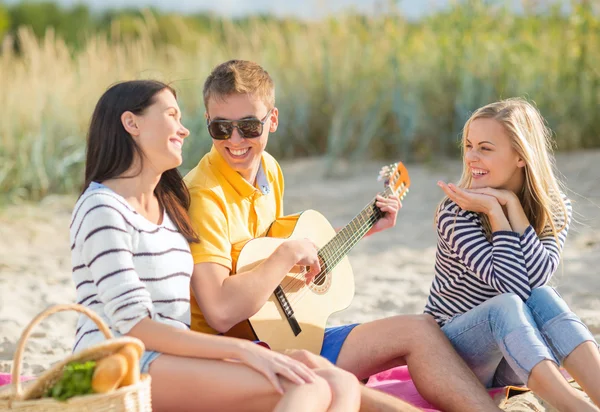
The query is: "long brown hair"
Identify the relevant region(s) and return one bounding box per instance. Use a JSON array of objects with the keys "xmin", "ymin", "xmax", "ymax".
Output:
[{"xmin": 83, "ymin": 80, "xmax": 199, "ymax": 243}]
